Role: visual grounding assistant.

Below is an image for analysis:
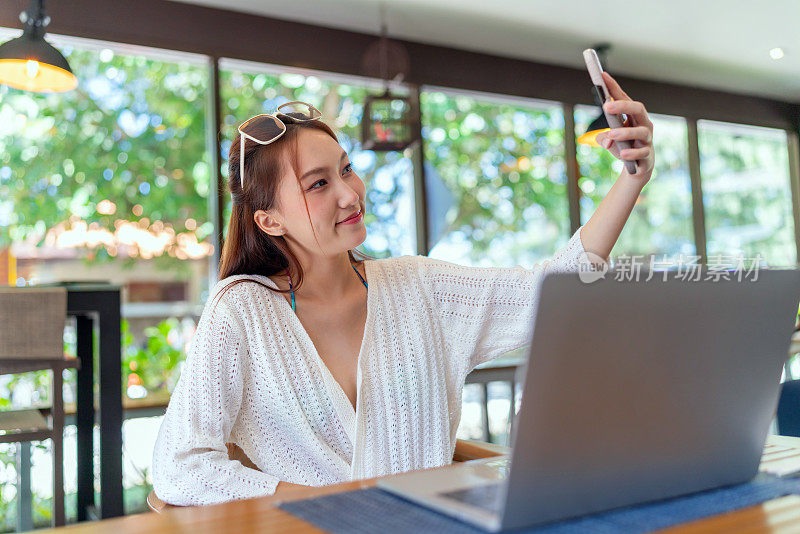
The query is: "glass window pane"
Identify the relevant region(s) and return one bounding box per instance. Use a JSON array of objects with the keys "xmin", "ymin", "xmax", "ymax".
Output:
[
  {"xmin": 0, "ymin": 34, "xmax": 212, "ymax": 516},
  {"xmin": 219, "ymin": 60, "xmax": 416, "ymax": 258},
  {"xmin": 698, "ymin": 120, "xmax": 796, "ymax": 266},
  {"xmin": 421, "ymin": 89, "xmax": 569, "ymax": 267},
  {"xmin": 575, "ymin": 105, "xmax": 695, "ymax": 260},
  {"xmin": 2, "ymin": 44, "xmax": 212, "ymax": 288}
]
